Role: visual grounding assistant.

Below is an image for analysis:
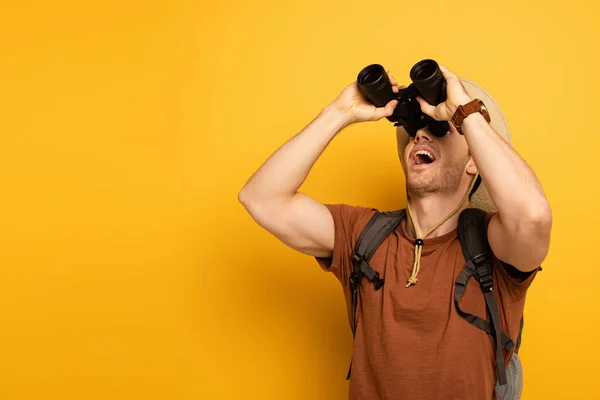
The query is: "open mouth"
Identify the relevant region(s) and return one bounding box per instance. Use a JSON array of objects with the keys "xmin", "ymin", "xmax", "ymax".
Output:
[{"xmin": 413, "ymin": 150, "xmax": 436, "ymax": 165}]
